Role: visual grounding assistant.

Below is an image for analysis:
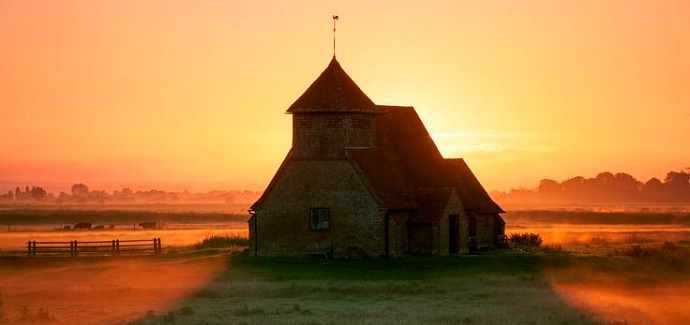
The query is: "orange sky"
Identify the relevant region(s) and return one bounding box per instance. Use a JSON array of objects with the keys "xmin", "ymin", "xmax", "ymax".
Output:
[{"xmin": 1, "ymin": 0, "xmax": 689, "ymax": 192}]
